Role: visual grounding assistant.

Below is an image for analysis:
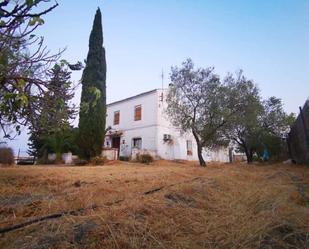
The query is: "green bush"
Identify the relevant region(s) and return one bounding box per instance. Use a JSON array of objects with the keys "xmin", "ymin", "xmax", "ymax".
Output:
[
  {"xmin": 0, "ymin": 147, "xmax": 14, "ymax": 165},
  {"xmin": 119, "ymin": 156, "xmax": 130, "ymax": 161},
  {"xmin": 74, "ymin": 158, "xmax": 88, "ymax": 166},
  {"xmin": 36, "ymin": 157, "xmax": 55, "ymax": 165},
  {"xmin": 91, "ymin": 156, "xmax": 106, "ymax": 165},
  {"xmin": 252, "ymin": 154, "xmax": 263, "ymax": 162},
  {"xmin": 137, "ymin": 153, "xmax": 153, "ymax": 164}
]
